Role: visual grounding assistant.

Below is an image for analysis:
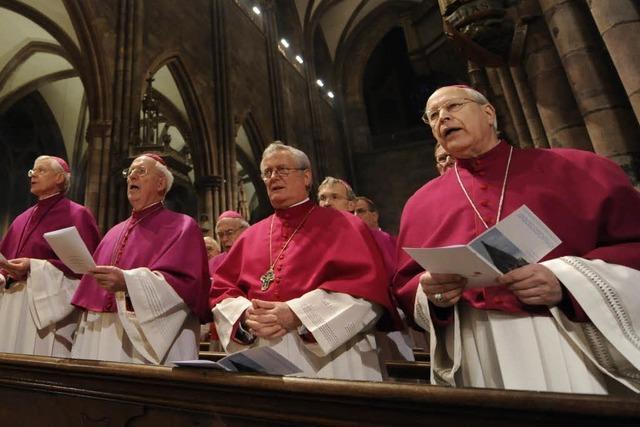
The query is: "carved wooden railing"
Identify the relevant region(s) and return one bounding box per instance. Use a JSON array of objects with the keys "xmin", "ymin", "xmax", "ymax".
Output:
[{"xmin": 0, "ymin": 353, "xmax": 638, "ymax": 426}]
